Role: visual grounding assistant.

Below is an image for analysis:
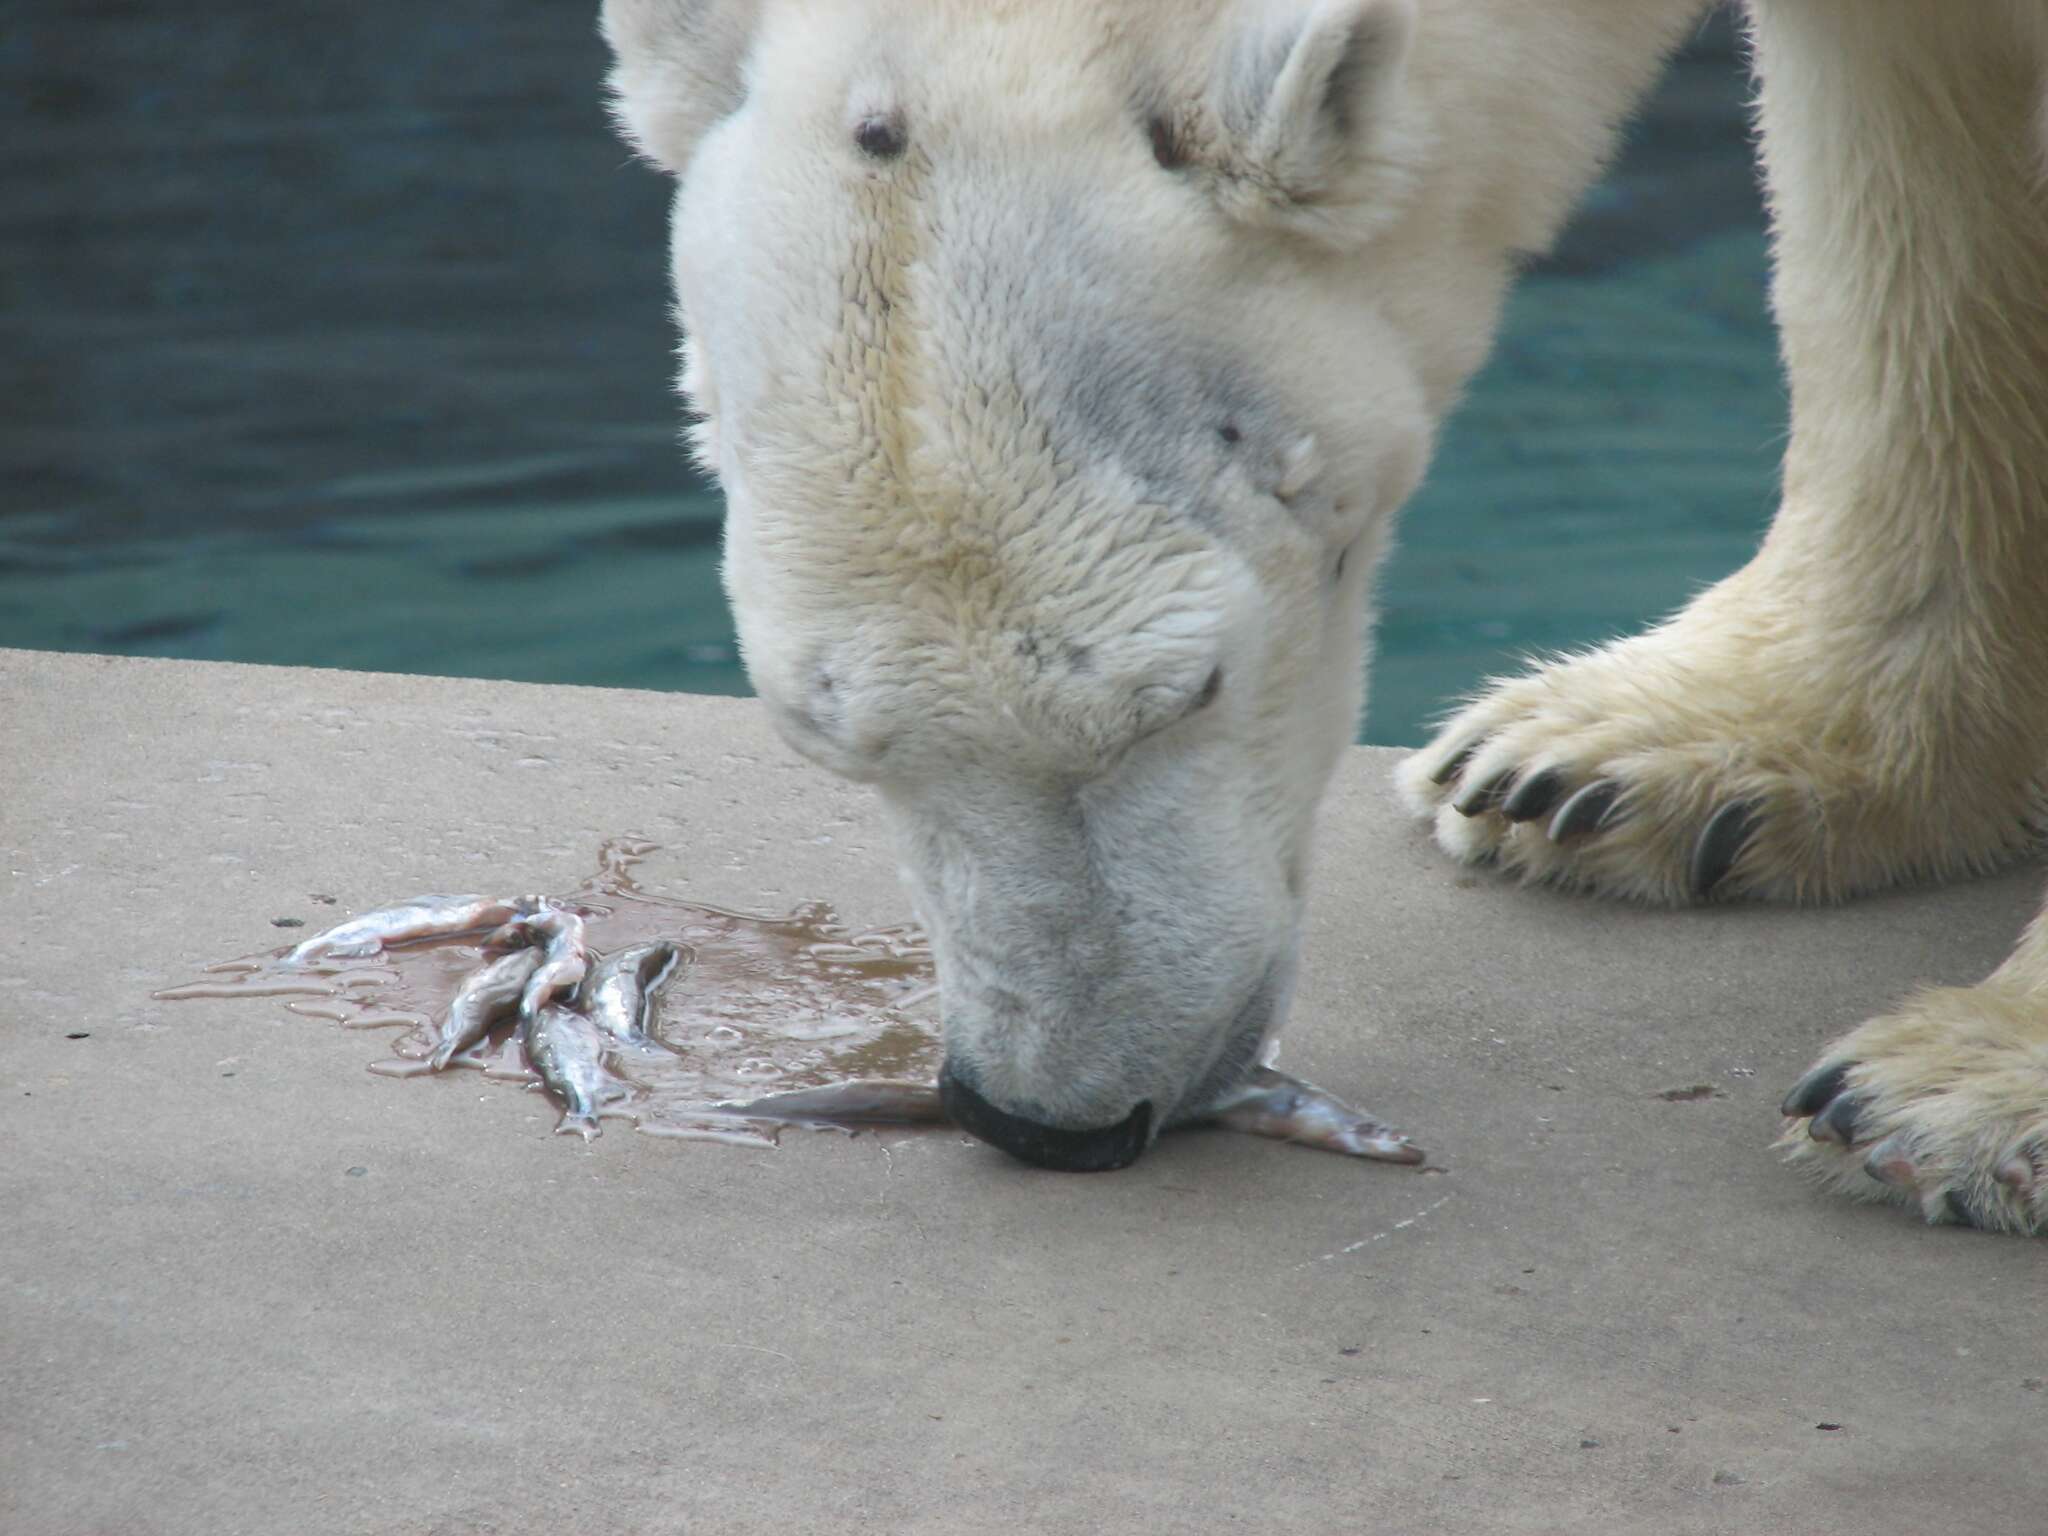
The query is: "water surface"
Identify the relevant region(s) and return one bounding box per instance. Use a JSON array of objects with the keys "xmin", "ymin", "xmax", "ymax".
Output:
[{"xmin": 1, "ymin": 6, "xmax": 1776, "ymax": 745}]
